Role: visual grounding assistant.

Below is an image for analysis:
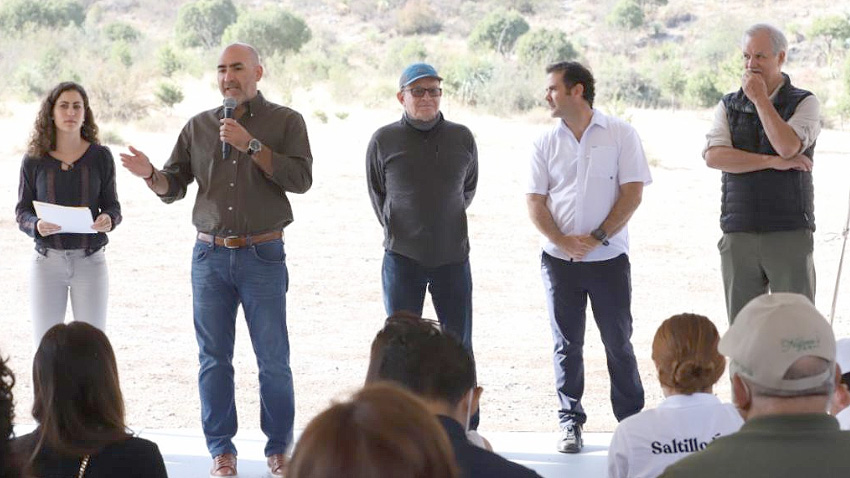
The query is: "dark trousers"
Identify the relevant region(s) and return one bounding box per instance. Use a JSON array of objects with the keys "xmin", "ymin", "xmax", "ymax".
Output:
[
  {"xmin": 541, "ymin": 252, "xmax": 644, "ymax": 428},
  {"xmin": 382, "ymin": 249, "xmax": 479, "ymax": 428},
  {"xmin": 382, "ymin": 250, "xmax": 473, "ymax": 350}
]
